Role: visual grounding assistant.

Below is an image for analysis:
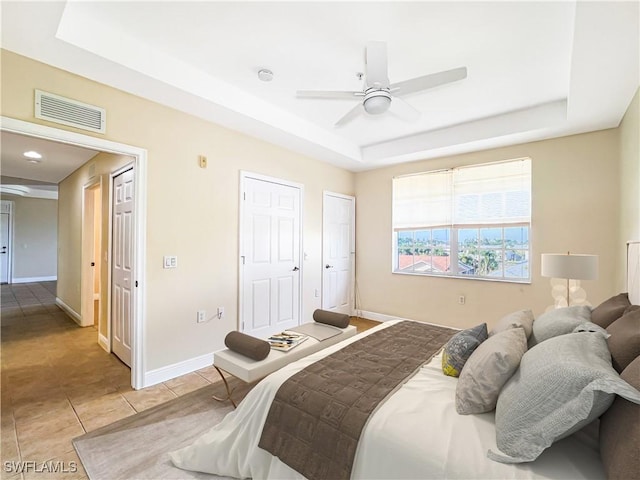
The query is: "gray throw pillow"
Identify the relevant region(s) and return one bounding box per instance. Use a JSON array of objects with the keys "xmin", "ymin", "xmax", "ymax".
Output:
[
  {"xmin": 529, "ymin": 305, "xmax": 591, "ymax": 346},
  {"xmin": 489, "ymin": 309, "xmax": 534, "ymax": 339},
  {"xmin": 456, "ymin": 327, "xmax": 527, "ymax": 415},
  {"xmin": 488, "ymin": 332, "xmax": 640, "ymax": 464},
  {"xmin": 442, "ymin": 323, "xmax": 488, "ymax": 377}
]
